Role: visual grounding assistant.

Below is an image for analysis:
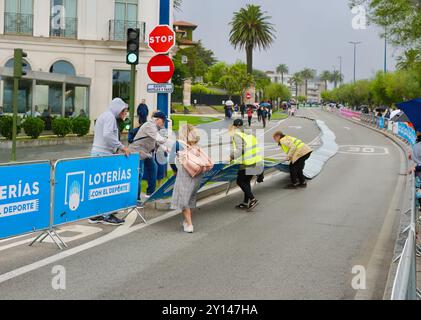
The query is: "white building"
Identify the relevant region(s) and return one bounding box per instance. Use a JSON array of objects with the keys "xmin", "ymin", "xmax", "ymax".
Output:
[{"xmin": 0, "ymin": 0, "xmax": 172, "ymax": 124}]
